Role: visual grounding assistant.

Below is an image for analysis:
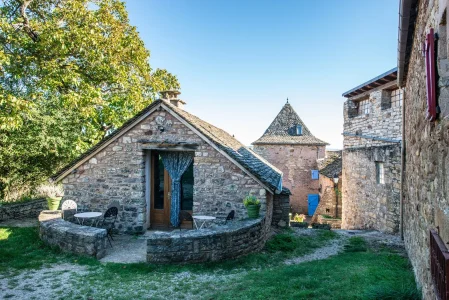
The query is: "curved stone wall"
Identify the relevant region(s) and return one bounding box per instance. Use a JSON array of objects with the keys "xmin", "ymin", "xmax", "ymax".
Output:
[
  {"xmin": 147, "ymin": 217, "xmax": 267, "ymax": 263},
  {"xmin": 39, "ymin": 212, "xmax": 107, "ymax": 259}
]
